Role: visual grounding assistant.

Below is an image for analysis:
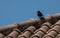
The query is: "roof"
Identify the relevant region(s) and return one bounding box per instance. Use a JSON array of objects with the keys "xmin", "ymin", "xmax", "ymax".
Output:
[{"xmin": 0, "ymin": 13, "xmax": 60, "ymax": 38}]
